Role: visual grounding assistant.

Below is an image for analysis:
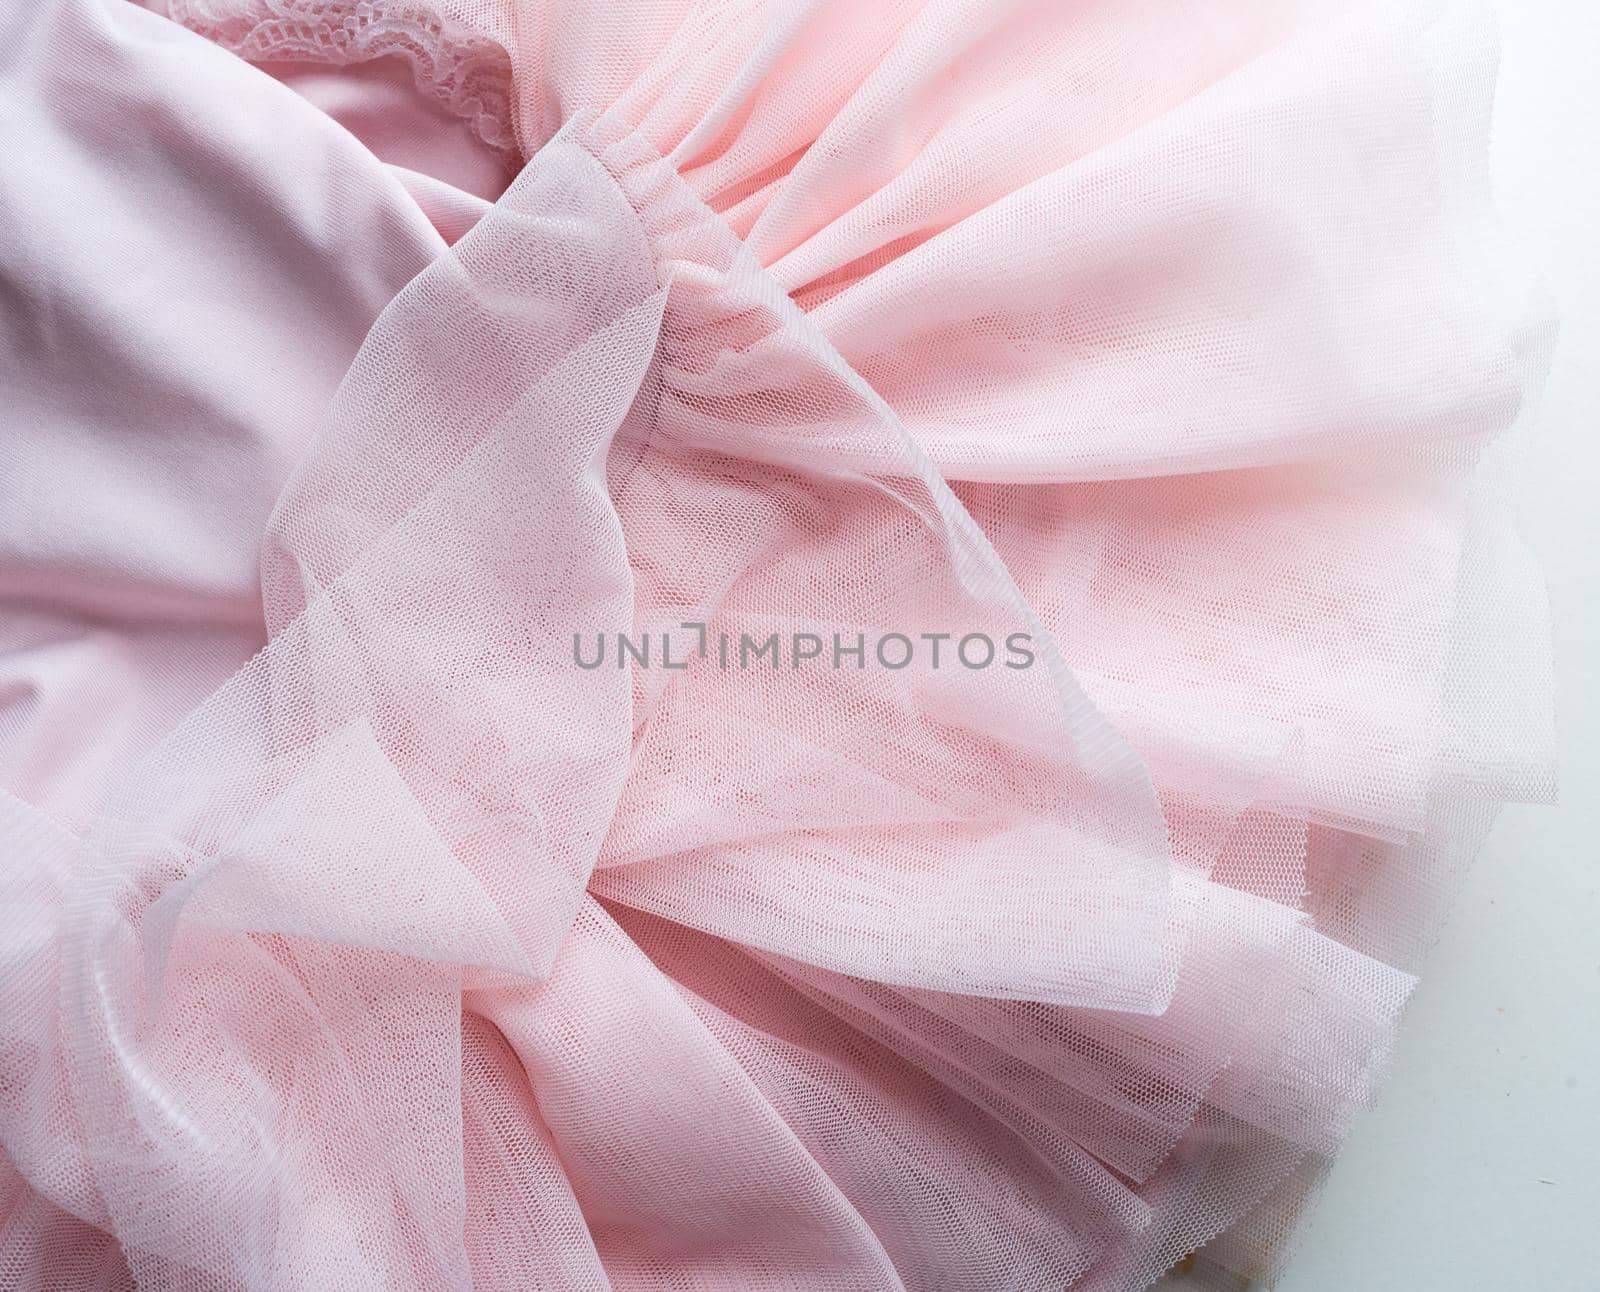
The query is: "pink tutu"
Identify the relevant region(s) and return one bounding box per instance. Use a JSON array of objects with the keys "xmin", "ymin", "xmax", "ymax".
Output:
[{"xmin": 0, "ymin": 0, "xmax": 1553, "ymax": 1287}]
